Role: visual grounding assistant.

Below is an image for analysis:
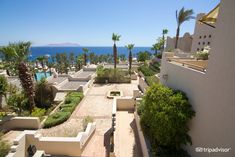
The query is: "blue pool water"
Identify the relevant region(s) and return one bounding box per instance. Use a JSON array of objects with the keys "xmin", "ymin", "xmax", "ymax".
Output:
[{"xmin": 35, "ymin": 72, "xmax": 51, "ymax": 81}]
